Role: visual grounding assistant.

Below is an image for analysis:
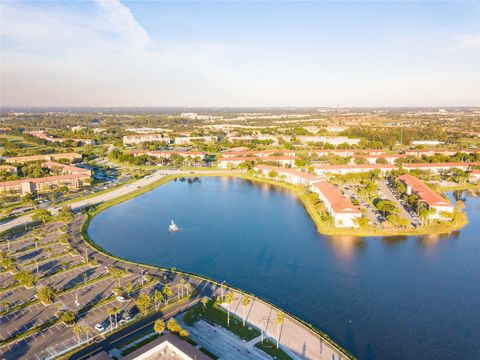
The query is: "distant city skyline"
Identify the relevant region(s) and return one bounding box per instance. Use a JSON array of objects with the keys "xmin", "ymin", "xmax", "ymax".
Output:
[{"xmin": 1, "ymin": 0, "xmax": 479, "ymax": 107}]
